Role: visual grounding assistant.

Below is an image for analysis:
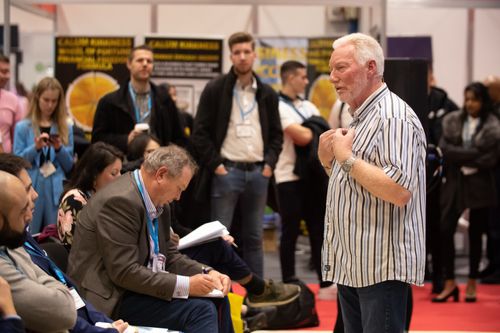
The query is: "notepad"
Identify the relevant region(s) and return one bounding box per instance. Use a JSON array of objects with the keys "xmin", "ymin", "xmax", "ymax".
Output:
[
  {"xmin": 202, "ymin": 288, "xmax": 224, "ymax": 298},
  {"xmin": 95, "ymin": 323, "xmax": 181, "ymax": 332},
  {"xmin": 178, "ymin": 221, "xmax": 229, "ymax": 250}
]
